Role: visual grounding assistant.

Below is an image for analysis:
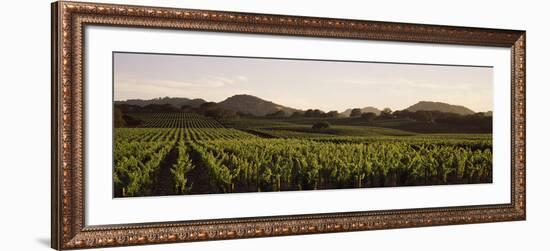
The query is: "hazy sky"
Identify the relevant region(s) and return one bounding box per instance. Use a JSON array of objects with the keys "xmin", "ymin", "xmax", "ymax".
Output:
[{"xmin": 114, "ymin": 52, "xmax": 493, "ymax": 113}]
